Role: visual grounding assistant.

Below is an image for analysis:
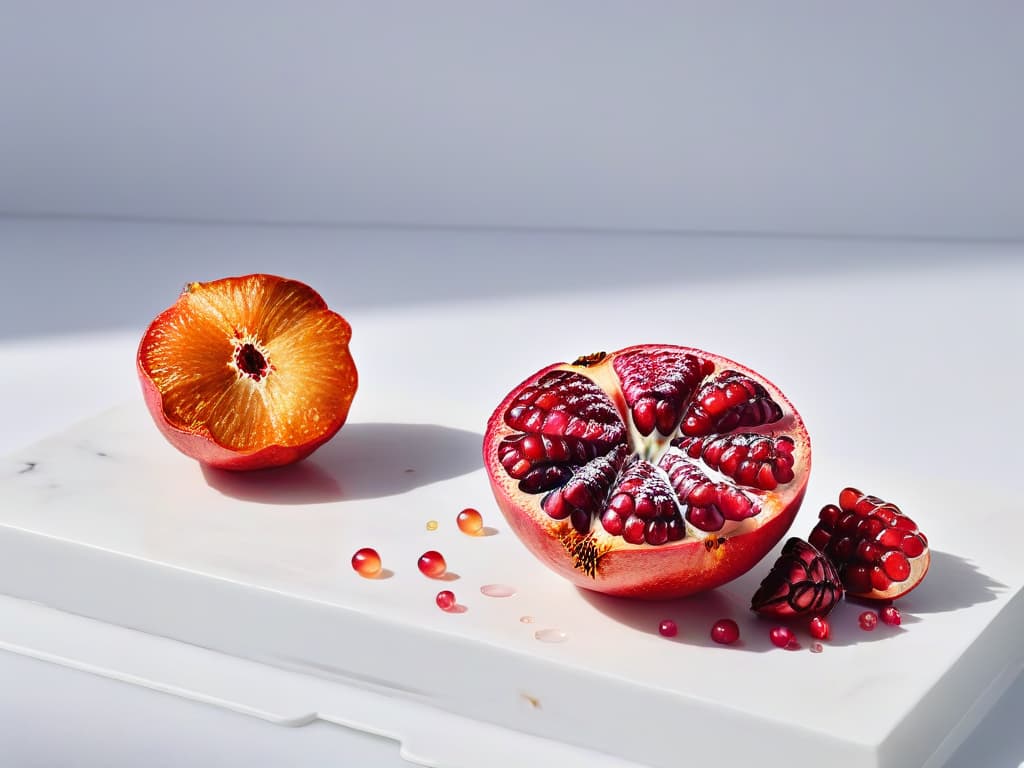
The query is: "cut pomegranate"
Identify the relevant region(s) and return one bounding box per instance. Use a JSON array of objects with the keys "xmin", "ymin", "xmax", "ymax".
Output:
[
  {"xmin": 750, "ymin": 538, "xmax": 843, "ymax": 617},
  {"xmin": 483, "ymin": 345, "xmax": 810, "ymax": 599},
  {"xmin": 137, "ymin": 274, "xmax": 357, "ymax": 470},
  {"xmin": 808, "ymin": 488, "xmax": 930, "ymax": 601}
]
